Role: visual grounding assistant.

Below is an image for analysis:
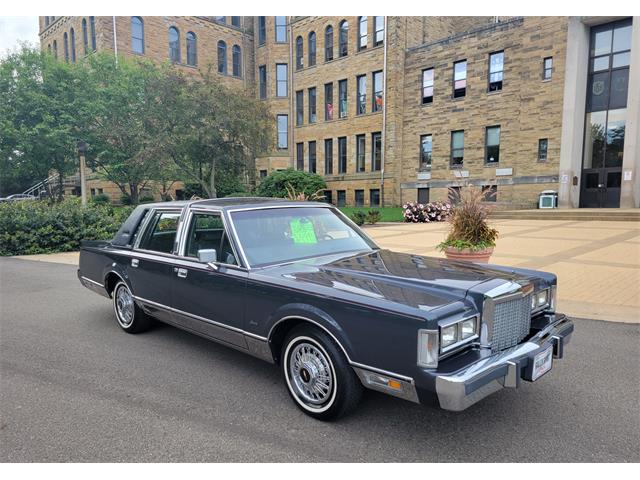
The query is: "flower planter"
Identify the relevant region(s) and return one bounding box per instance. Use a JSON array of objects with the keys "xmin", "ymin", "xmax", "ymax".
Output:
[{"xmin": 443, "ymin": 246, "xmax": 494, "ymax": 263}]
